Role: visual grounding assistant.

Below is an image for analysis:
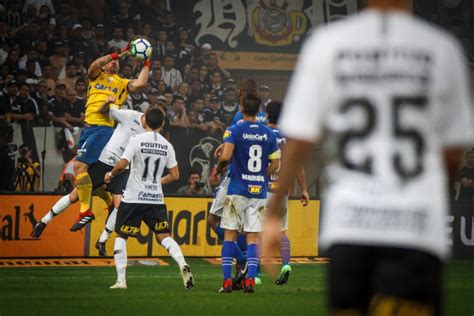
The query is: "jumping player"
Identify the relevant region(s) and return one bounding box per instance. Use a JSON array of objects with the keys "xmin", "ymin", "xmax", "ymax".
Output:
[
  {"xmin": 32, "ymin": 104, "xmax": 147, "ymax": 256},
  {"xmin": 71, "ymin": 45, "xmax": 151, "ymax": 231},
  {"xmin": 216, "ymin": 94, "xmax": 280, "ymax": 293},
  {"xmin": 263, "ymin": 0, "xmax": 472, "ymax": 314},
  {"xmin": 105, "ymin": 107, "xmax": 194, "ymax": 290}
]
